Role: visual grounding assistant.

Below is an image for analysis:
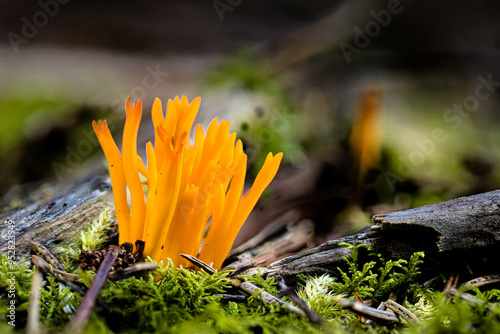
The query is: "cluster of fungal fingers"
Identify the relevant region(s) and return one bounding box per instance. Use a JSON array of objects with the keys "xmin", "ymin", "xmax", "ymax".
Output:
[{"xmin": 93, "ymin": 96, "xmax": 282, "ymax": 269}]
